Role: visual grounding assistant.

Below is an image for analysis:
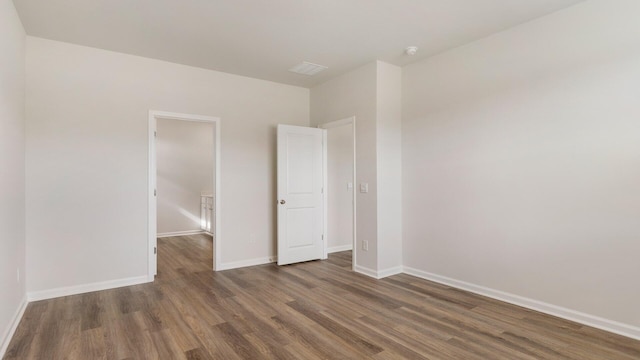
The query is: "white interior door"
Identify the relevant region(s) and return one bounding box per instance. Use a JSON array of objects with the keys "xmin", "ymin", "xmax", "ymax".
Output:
[{"xmin": 277, "ymin": 124, "xmax": 325, "ymax": 265}]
